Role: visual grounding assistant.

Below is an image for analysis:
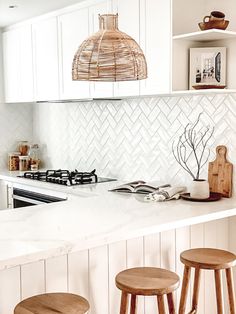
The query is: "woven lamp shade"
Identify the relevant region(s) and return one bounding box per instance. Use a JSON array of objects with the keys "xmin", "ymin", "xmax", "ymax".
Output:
[{"xmin": 72, "ymin": 14, "xmax": 147, "ymax": 82}]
